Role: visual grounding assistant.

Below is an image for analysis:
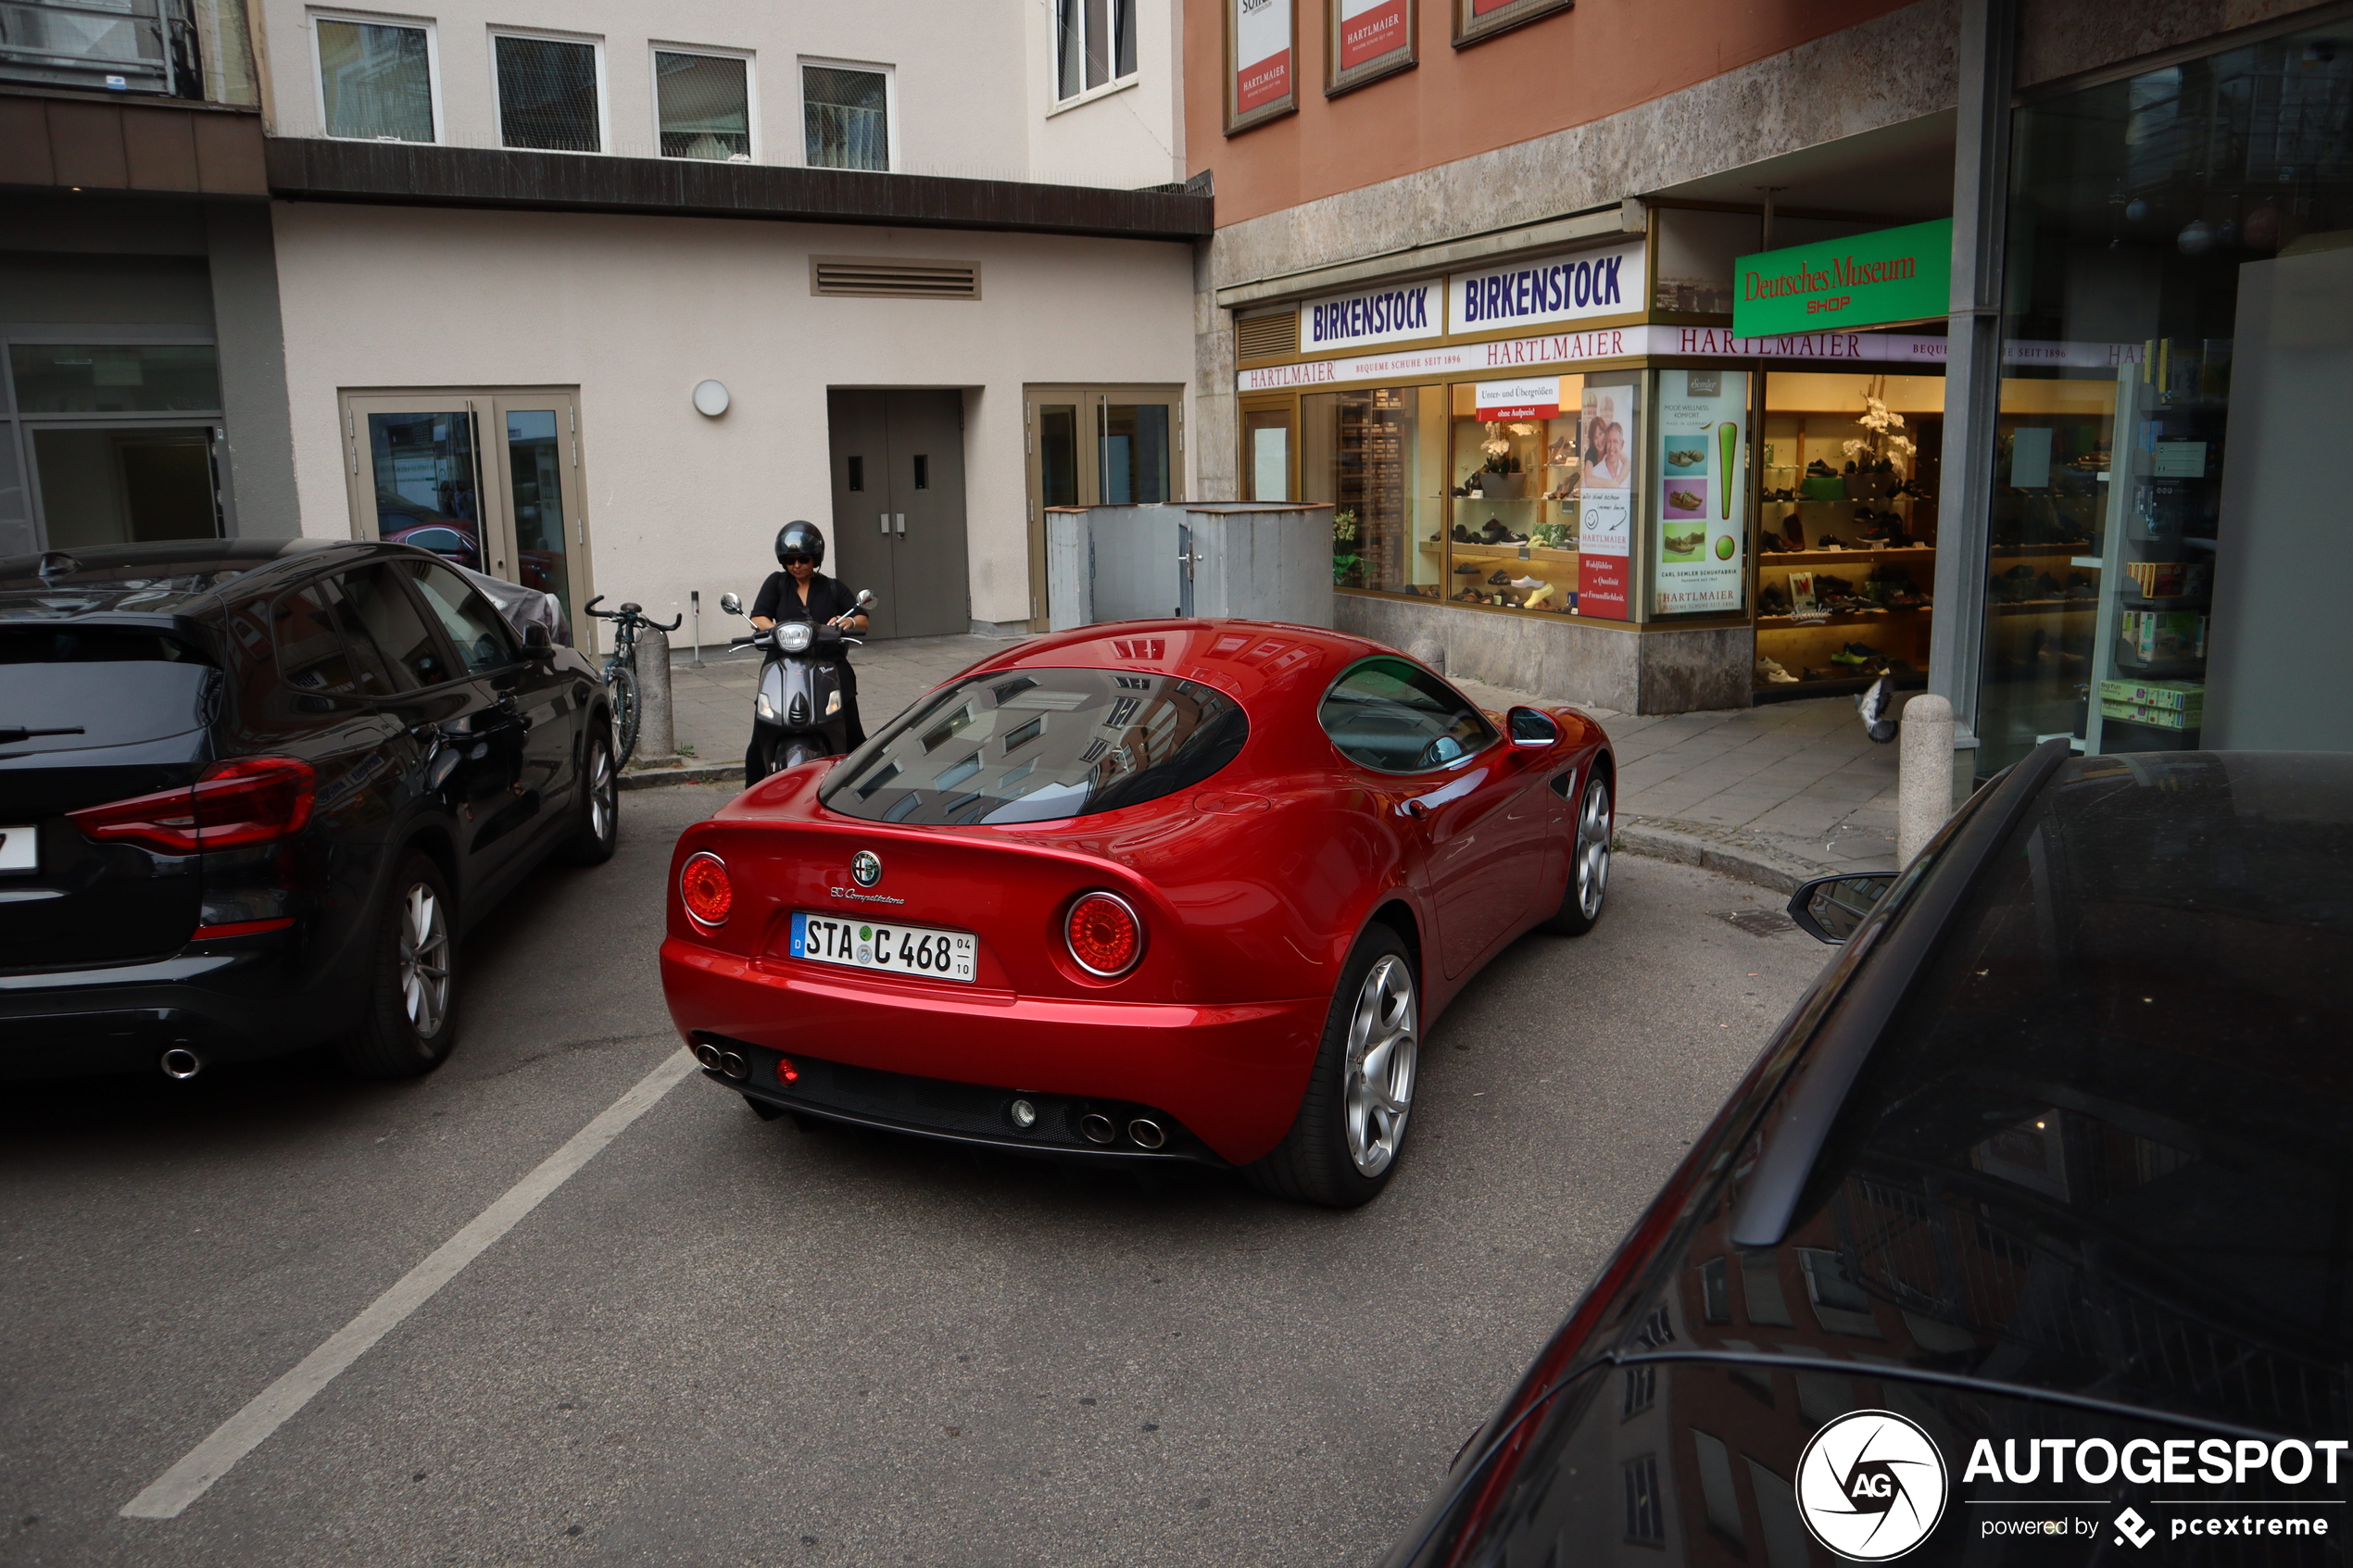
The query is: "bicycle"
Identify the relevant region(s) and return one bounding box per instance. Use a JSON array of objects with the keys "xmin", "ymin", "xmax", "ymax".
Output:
[{"xmin": 582, "ymin": 596, "xmax": 681, "ymax": 769}]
